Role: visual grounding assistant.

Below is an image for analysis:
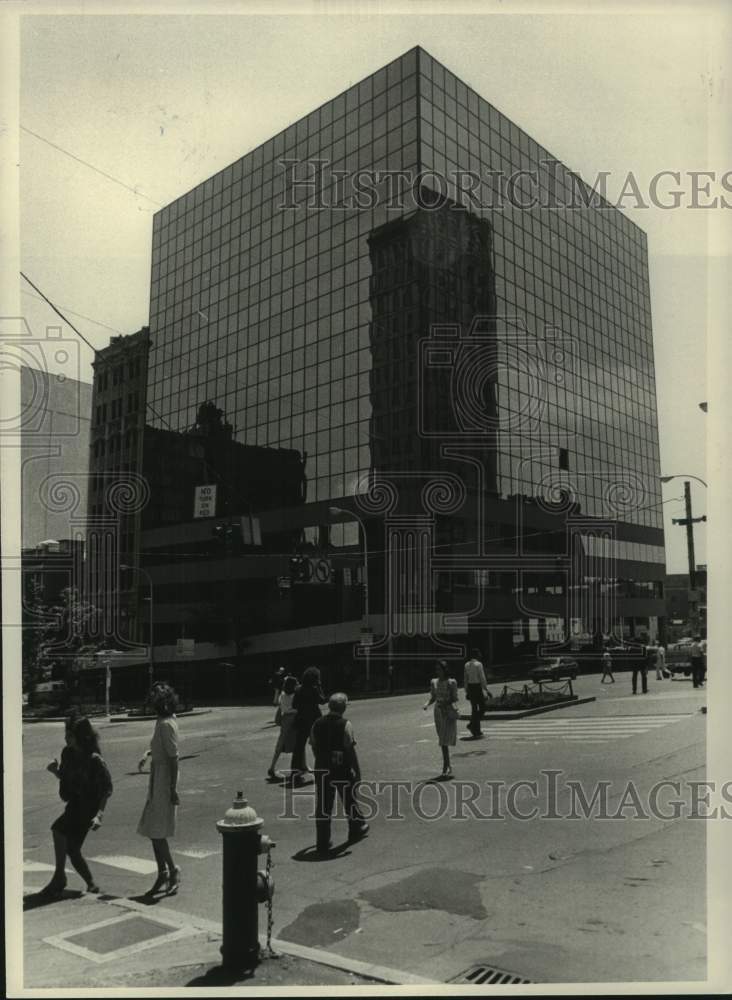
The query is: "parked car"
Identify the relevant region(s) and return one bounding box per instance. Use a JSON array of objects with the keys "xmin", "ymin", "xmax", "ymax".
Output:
[
  {"xmin": 665, "ymin": 647, "xmax": 693, "ymax": 677},
  {"xmin": 668, "ymin": 637, "xmax": 695, "ymax": 652},
  {"xmin": 29, "ymin": 680, "xmax": 68, "ymax": 707},
  {"xmin": 529, "ymin": 656, "xmax": 580, "ymax": 681}
]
